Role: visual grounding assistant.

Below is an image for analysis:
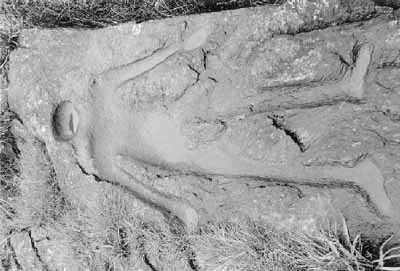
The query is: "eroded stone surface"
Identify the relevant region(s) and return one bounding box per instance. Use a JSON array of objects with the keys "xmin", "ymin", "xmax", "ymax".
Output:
[
  {"xmin": 28, "ymin": 227, "xmax": 85, "ymax": 271},
  {"xmin": 9, "ymin": 232, "xmax": 43, "ymax": 271},
  {"xmin": 7, "ymin": 0, "xmax": 400, "ymax": 239}
]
